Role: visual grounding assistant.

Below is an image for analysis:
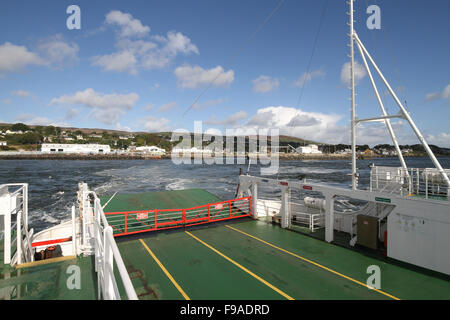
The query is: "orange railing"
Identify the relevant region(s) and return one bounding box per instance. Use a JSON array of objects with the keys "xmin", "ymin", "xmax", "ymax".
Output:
[{"xmin": 104, "ymin": 196, "xmax": 251, "ymax": 237}]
